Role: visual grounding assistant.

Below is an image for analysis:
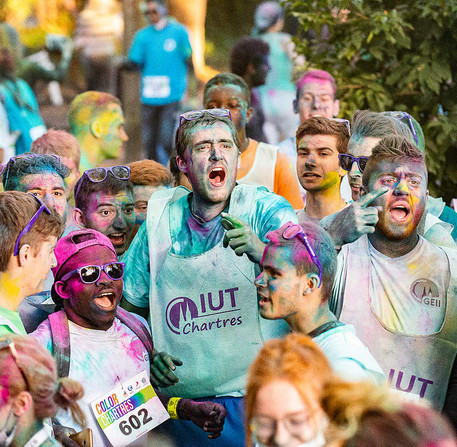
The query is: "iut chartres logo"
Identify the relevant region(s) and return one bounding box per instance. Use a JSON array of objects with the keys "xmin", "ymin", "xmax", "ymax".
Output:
[
  {"xmin": 410, "ymin": 279, "xmax": 441, "ymax": 307},
  {"xmin": 165, "ymin": 287, "xmax": 243, "ymax": 335}
]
